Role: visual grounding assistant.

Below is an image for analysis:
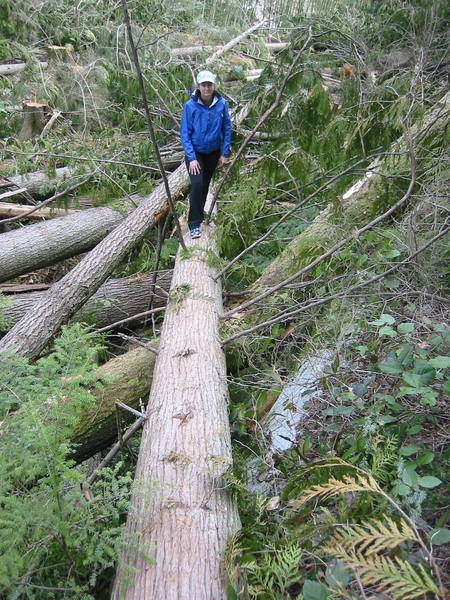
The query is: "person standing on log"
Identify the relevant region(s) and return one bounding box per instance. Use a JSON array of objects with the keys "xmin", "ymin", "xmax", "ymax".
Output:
[{"xmin": 180, "ymin": 69, "xmax": 231, "ymax": 238}]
